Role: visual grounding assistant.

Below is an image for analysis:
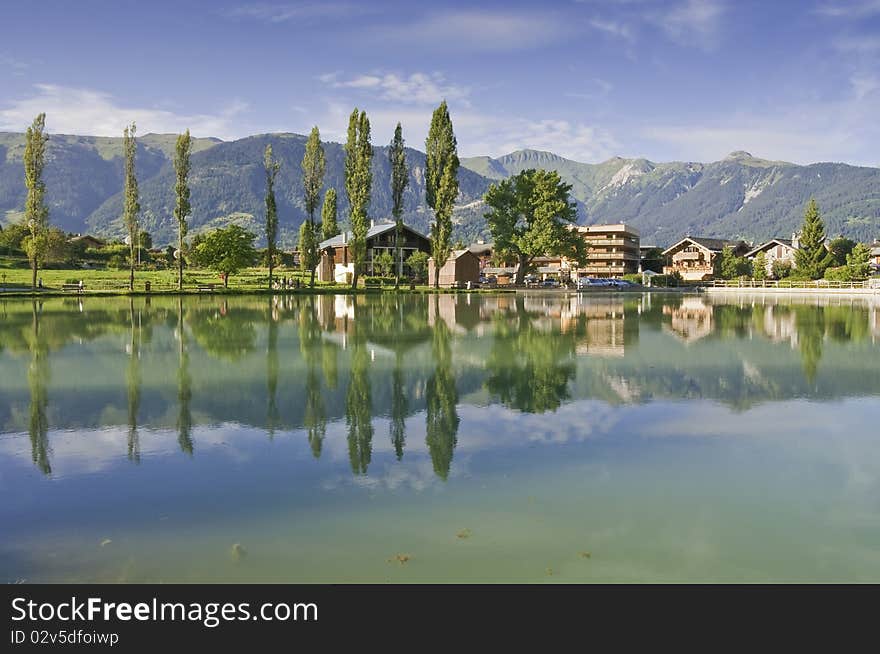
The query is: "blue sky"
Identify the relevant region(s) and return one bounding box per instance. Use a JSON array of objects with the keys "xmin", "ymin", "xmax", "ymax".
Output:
[{"xmin": 1, "ymin": 0, "xmax": 878, "ymax": 166}]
